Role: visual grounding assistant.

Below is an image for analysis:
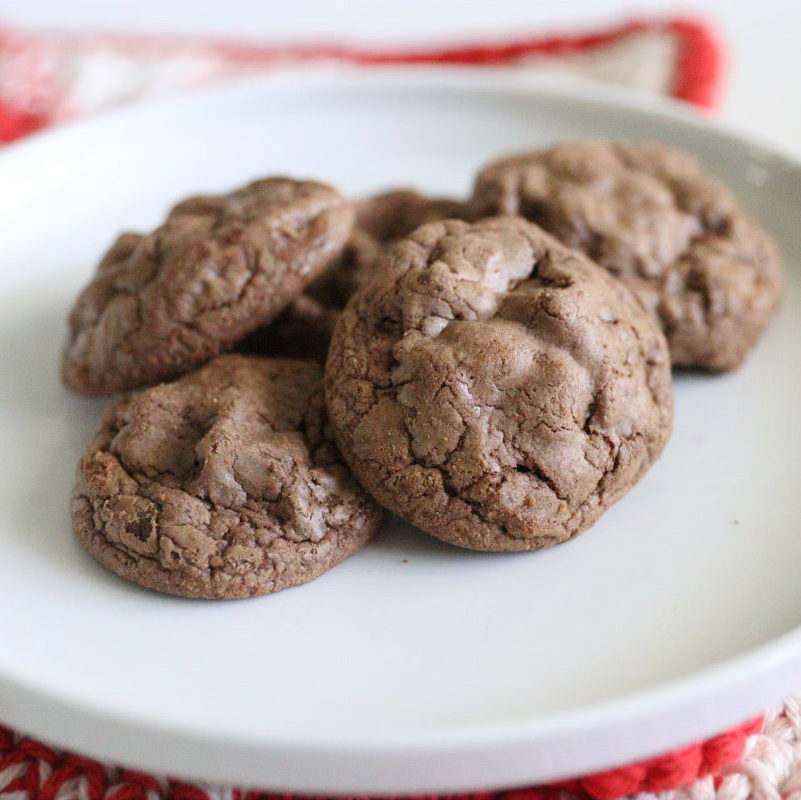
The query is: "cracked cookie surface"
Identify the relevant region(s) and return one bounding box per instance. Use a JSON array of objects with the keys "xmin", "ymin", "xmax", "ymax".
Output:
[
  {"xmin": 247, "ymin": 189, "xmax": 467, "ymax": 360},
  {"xmin": 72, "ymin": 355, "xmax": 382, "ymax": 599},
  {"xmin": 62, "ymin": 178, "xmax": 354, "ymax": 395},
  {"xmin": 325, "ymin": 217, "xmax": 673, "ymax": 551},
  {"xmin": 470, "ymin": 141, "xmax": 783, "ymax": 371}
]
